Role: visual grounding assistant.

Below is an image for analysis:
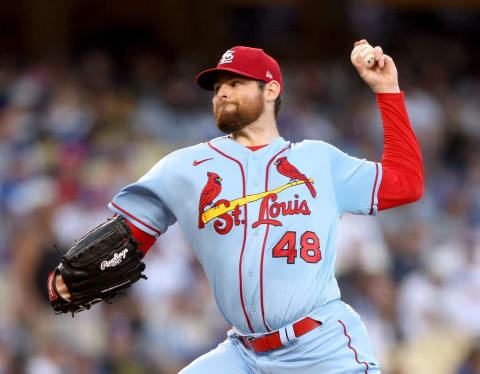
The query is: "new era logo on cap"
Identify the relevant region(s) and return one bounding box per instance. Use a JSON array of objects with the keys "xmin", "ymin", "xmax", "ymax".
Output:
[{"xmin": 195, "ymin": 46, "xmax": 283, "ymax": 94}]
